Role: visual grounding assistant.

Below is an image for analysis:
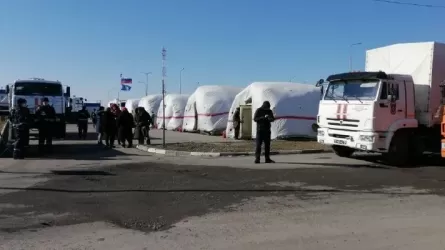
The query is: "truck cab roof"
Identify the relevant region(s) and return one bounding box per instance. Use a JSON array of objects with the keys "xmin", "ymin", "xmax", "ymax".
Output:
[
  {"xmin": 326, "ymin": 71, "xmax": 413, "ymax": 83},
  {"xmin": 14, "ymin": 79, "xmax": 61, "ymax": 85}
]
